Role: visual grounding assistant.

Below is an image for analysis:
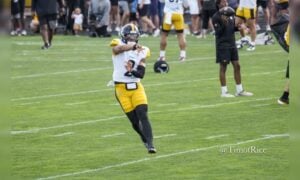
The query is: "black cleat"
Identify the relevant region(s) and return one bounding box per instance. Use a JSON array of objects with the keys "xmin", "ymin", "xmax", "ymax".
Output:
[
  {"xmin": 278, "ymin": 98, "xmax": 289, "ymax": 105},
  {"xmin": 41, "ymin": 43, "xmax": 51, "ymax": 50},
  {"xmin": 148, "ymin": 147, "xmax": 157, "ymax": 154}
]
